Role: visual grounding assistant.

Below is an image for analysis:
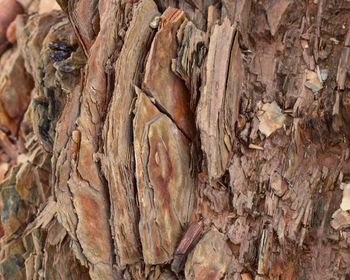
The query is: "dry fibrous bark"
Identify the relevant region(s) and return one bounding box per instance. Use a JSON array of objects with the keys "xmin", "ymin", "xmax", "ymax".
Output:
[
  {"xmin": 1, "ymin": 0, "xmax": 350, "ymax": 280},
  {"xmin": 102, "ymin": 1, "xmax": 160, "ymax": 266}
]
